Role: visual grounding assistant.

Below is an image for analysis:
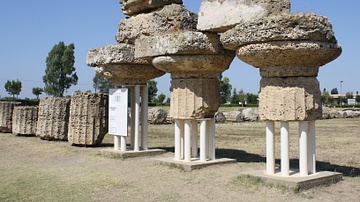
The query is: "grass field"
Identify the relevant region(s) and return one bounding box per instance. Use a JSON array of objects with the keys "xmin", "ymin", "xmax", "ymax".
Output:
[{"xmin": 0, "ymin": 117, "xmax": 359, "ymax": 201}]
